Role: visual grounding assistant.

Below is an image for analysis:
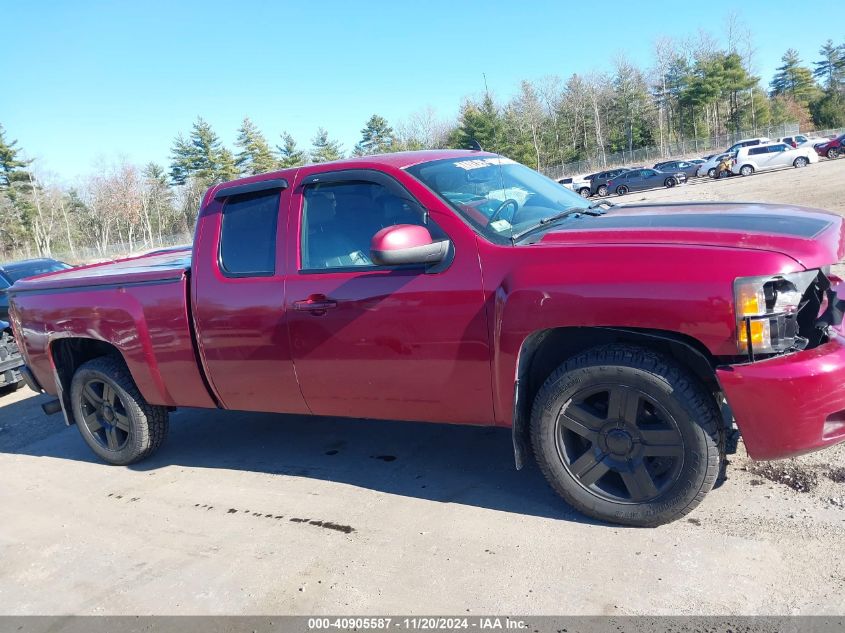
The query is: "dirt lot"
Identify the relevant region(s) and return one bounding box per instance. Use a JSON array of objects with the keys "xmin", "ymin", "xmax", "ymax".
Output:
[{"xmin": 1, "ymin": 159, "xmax": 845, "ymax": 616}]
